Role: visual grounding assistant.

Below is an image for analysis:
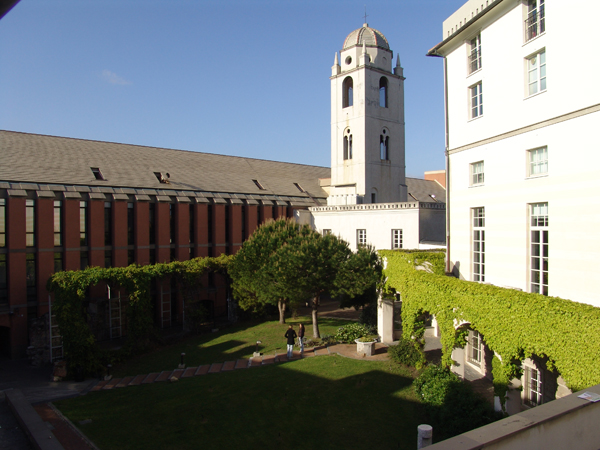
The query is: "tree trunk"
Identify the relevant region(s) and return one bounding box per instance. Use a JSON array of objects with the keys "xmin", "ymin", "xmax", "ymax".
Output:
[
  {"xmin": 312, "ymin": 294, "xmax": 320, "ymax": 338},
  {"xmin": 278, "ymin": 299, "xmax": 286, "ymax": 324}
]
